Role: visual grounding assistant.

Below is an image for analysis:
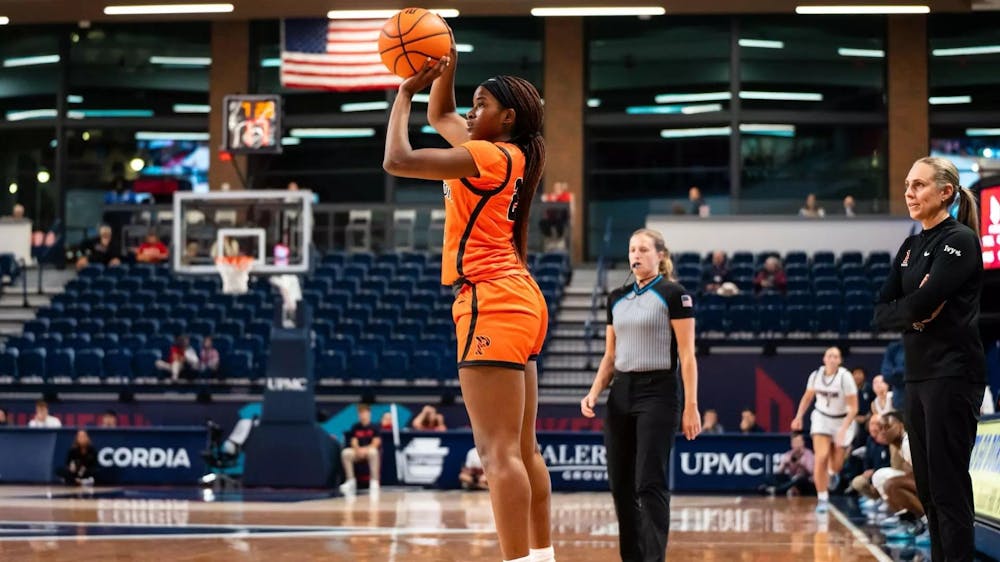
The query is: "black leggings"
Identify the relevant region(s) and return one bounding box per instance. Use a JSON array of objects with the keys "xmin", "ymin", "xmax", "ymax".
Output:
[
  {"xmin": 905, "ymin": 378, "xmax": 984, "ymax": 562},
  {"xmin": 605, "ymin": 371, "xmax": 680, "ymax": 562}
]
